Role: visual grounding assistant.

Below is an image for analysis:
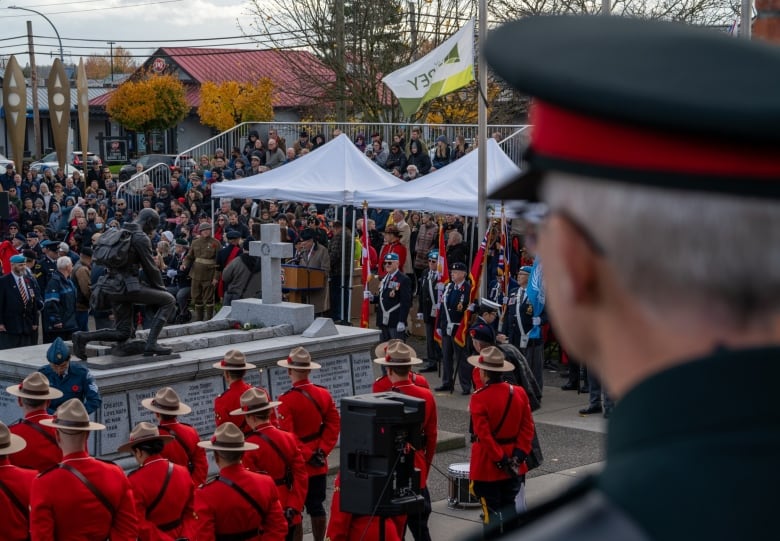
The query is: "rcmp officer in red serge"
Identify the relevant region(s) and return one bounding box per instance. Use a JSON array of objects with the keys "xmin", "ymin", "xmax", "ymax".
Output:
[
  {"xmin": 194, "ymin": 422, "xmax": 288, "ymax": 541},
  {"xmin": 233, "ymin": 387, "xmax": 309, "ymax": 541},
  {"xmin": 366, "ymin": 252, "xmax": 412, "ymax": 342},
  {"xmin": 30, "ymin": 398, "xmax": 138, "ymax": 540},
  {"xmin": 213, "ymin": 349, "xmax": 256, "ymax": 433},
  {"xmin": 277, "ymin": 347, "xmax": 341, "ymax": 541},
  {"xmin": 6, "ymin": 372, "xmax": 63, "ymax": 471},
  {"xmin": 481, "ymin": 14, "xmax": 780, "ymax": 541},
  {"xmin": 0, "ymin": 422, "xmax": 36, "ymax": 540},
  {"xmin": 468, "ymin": 347, "xmax": 535, "ymax": 538},
  {"xmin": 436, "ymin": 261, "xmax": 471, "ymax": 393},
  {"xmin": 142, "ymin": 386, "xmax": 209, "ymax": 486},
  {"xmin": 373, "ymin": 339, "xmax": 430, "ymax": 392},
  {"xmin": 121, "ymin": 422, "xmax": 196, "ymax": 541},
  {"xmin": 373, "ymin": 340, "xmax": 438, "ymax": 541}
]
